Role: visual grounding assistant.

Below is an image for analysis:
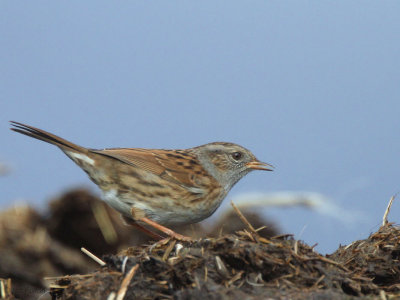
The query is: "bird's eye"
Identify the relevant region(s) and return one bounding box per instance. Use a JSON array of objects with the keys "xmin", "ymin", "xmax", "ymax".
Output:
[{"xmin": 231, "ymin": 152, "xmax": 242, "ymax": 161}]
